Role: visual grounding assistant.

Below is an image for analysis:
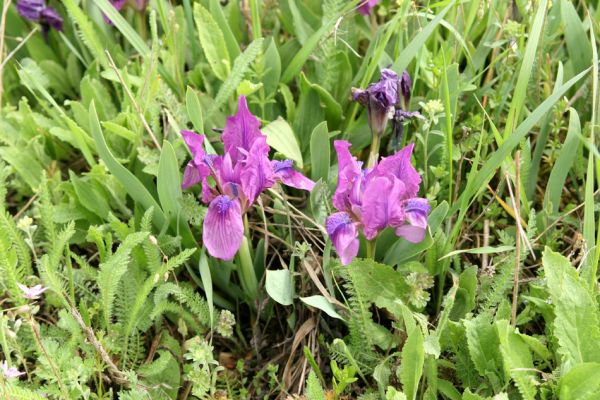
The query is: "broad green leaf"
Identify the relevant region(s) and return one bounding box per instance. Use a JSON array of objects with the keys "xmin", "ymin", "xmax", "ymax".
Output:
[
  {"xmin": 157, "ymin": 141, "xmax": 182, "ymax": 221},
  {"xmin": 496, "ymin": 320, "xmax": 537, "ymax": 400},
  {"xmin": 300, "ymin": 73, "xmax": 343, "ymax": 128},
  {"xmin": 300, "ymin": 295, "xmax": 343, "ymax": 320},
  {"xmin": 401, "ymin": 326, "xmax": 424, "ymax": 400},
  {"xmin": 542, "ymin": 247, "xmax": 600, "ymax": 365},
  {"xmin": 464, "ymin": 316, "xmax": 504, "ymax": 390},
  {"xmin": 262, "ymin": 118, "xmax": 304, "ymax": 168},
  {"xmin": 266, "ymin": 269, "xmax": 294, "ymax": 306},
  {"xmin": 193, "ymin": 3, "xmax": 231, "ymax": 81},
  {"xmin": 186, "ymin": 87, "xmax": 204, "ymax": 134},
  {"xmin": 310, "ymin": 121, "xmax": 330, "ymax": 183},
  {"xmin": 69, "ymin": 171, "xmax": 110, "ymax": 220},
  {"xmin": 88, "ymin": 102, "xmax": 167, "ymax": 227},
  {"xmin": 558, "ymin": 362, "xmax": 600, "ymax": 400},
  {"xmin": 208, "ymin": 0, "xmax": 240, "ymax": 59},
  {"xmin": 199, "ymin": 250, "xmax": 214, "ymax": 330}
]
